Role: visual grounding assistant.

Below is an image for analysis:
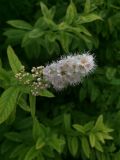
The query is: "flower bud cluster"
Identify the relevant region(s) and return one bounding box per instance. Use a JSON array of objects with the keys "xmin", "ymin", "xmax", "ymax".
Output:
[
  {"xmin": 43, "ymin": 53, "xmax": 95, "ymax": 90},
  {"xmin": 30, "ymin": 66, "xmax": 49, "ymax": 96},
  {"xmin": 15, "ymin": 66, "xmax": 30, "ymax": 85}
]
